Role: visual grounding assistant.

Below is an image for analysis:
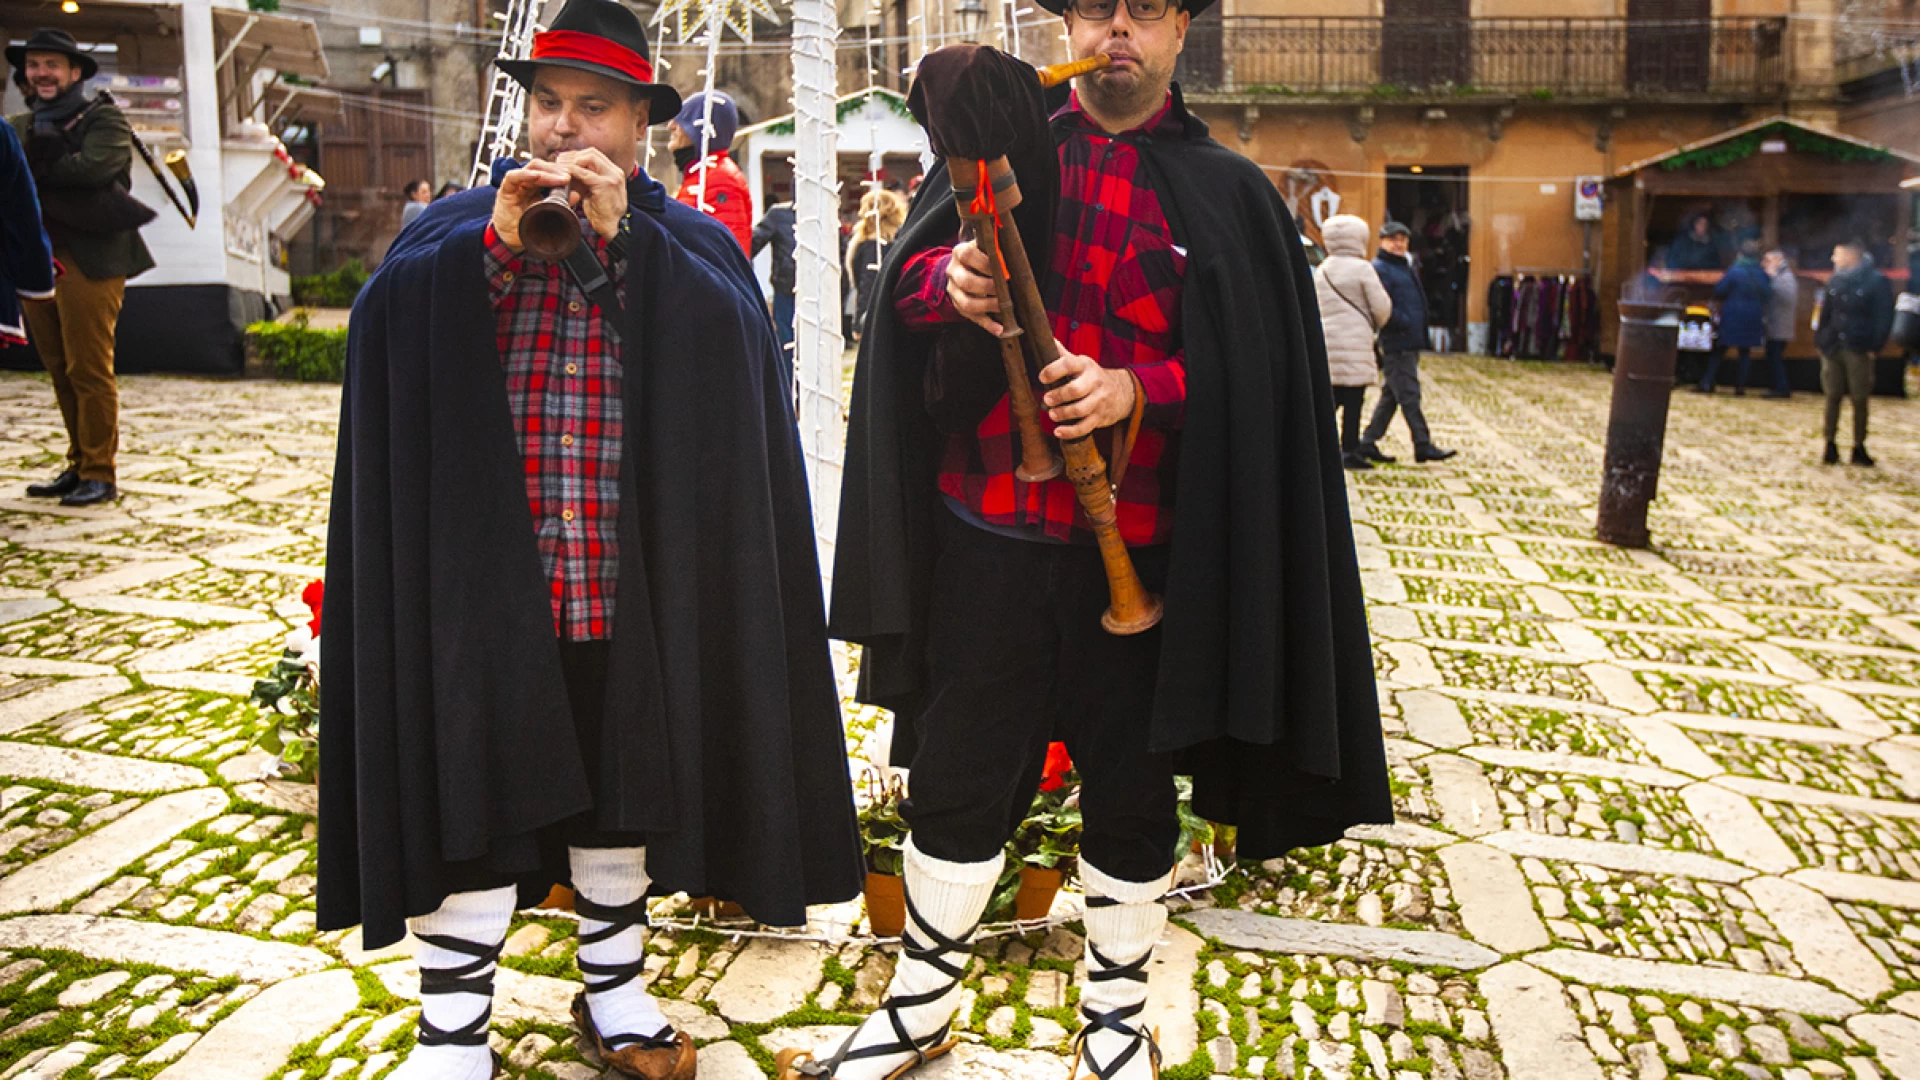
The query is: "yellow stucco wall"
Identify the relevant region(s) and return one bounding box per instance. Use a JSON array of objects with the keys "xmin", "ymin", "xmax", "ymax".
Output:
[{"xmin": 1194, "ymin": 106, "xmax": 1744, "ymax": 324}]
